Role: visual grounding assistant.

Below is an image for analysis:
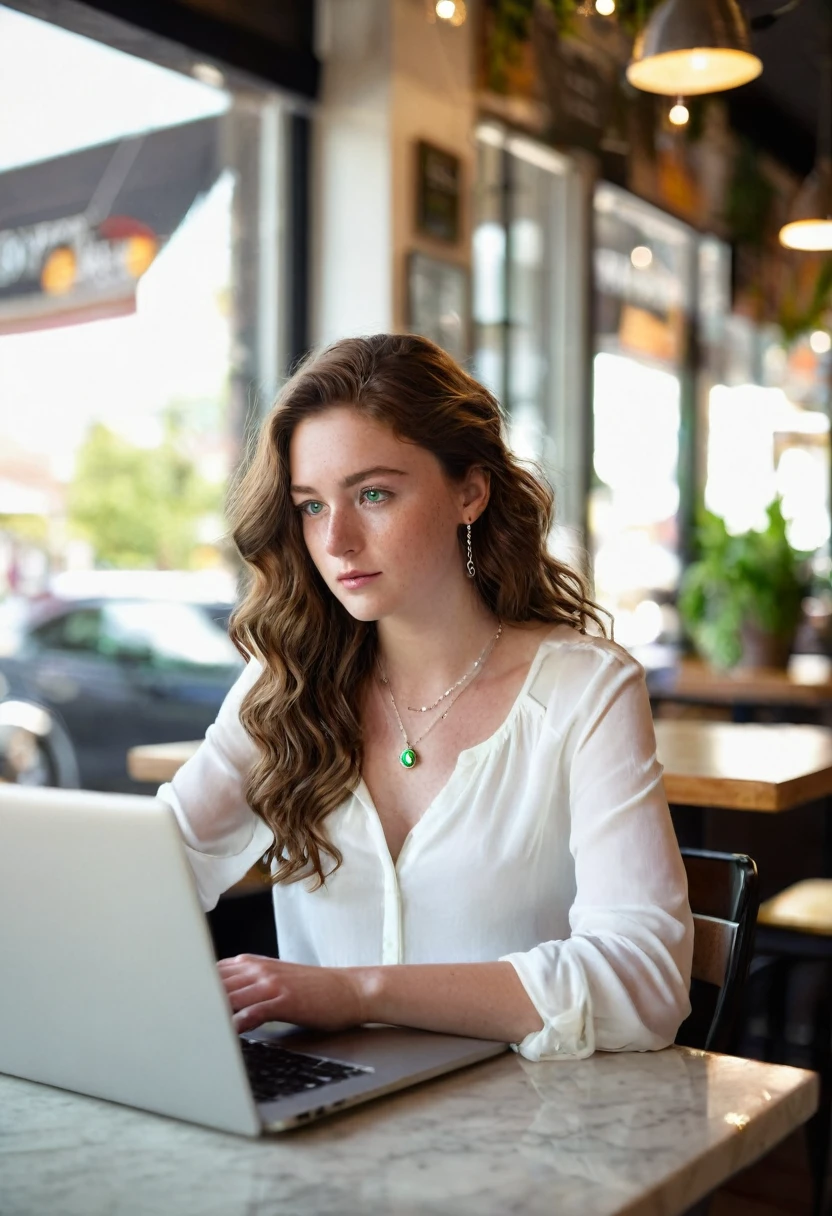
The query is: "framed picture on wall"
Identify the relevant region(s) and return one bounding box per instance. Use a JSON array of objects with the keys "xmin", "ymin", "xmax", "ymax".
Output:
[
  {"xmin": 415, "ymin": 141, "xmax": 461, "ymax": 244},
  {"xmin": 406, "ymin": 251, "xmax": 469, "ymax": 363}
]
